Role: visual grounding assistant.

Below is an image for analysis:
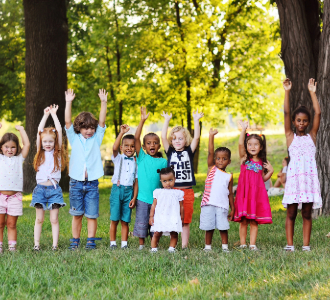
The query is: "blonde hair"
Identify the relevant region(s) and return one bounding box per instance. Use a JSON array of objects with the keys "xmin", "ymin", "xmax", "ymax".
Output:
[{"xmin": 168, "ymin": 126, "xmax": 192, "ymax": 147}]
